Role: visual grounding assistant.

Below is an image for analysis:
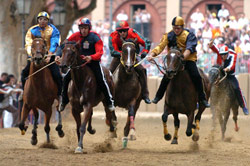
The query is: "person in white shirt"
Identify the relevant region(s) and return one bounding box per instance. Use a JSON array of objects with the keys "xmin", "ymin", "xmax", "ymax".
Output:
[
  {"xmin": 116, "ymin": 9, "xmax": 128, "ymax": 21},
  {"xmin": 0, "ymin": 76, "xmax": 23, "ymax": 127},
  {"xmin": 218, "ymin": 5, "xmax": 230, "ymax": 20}
]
